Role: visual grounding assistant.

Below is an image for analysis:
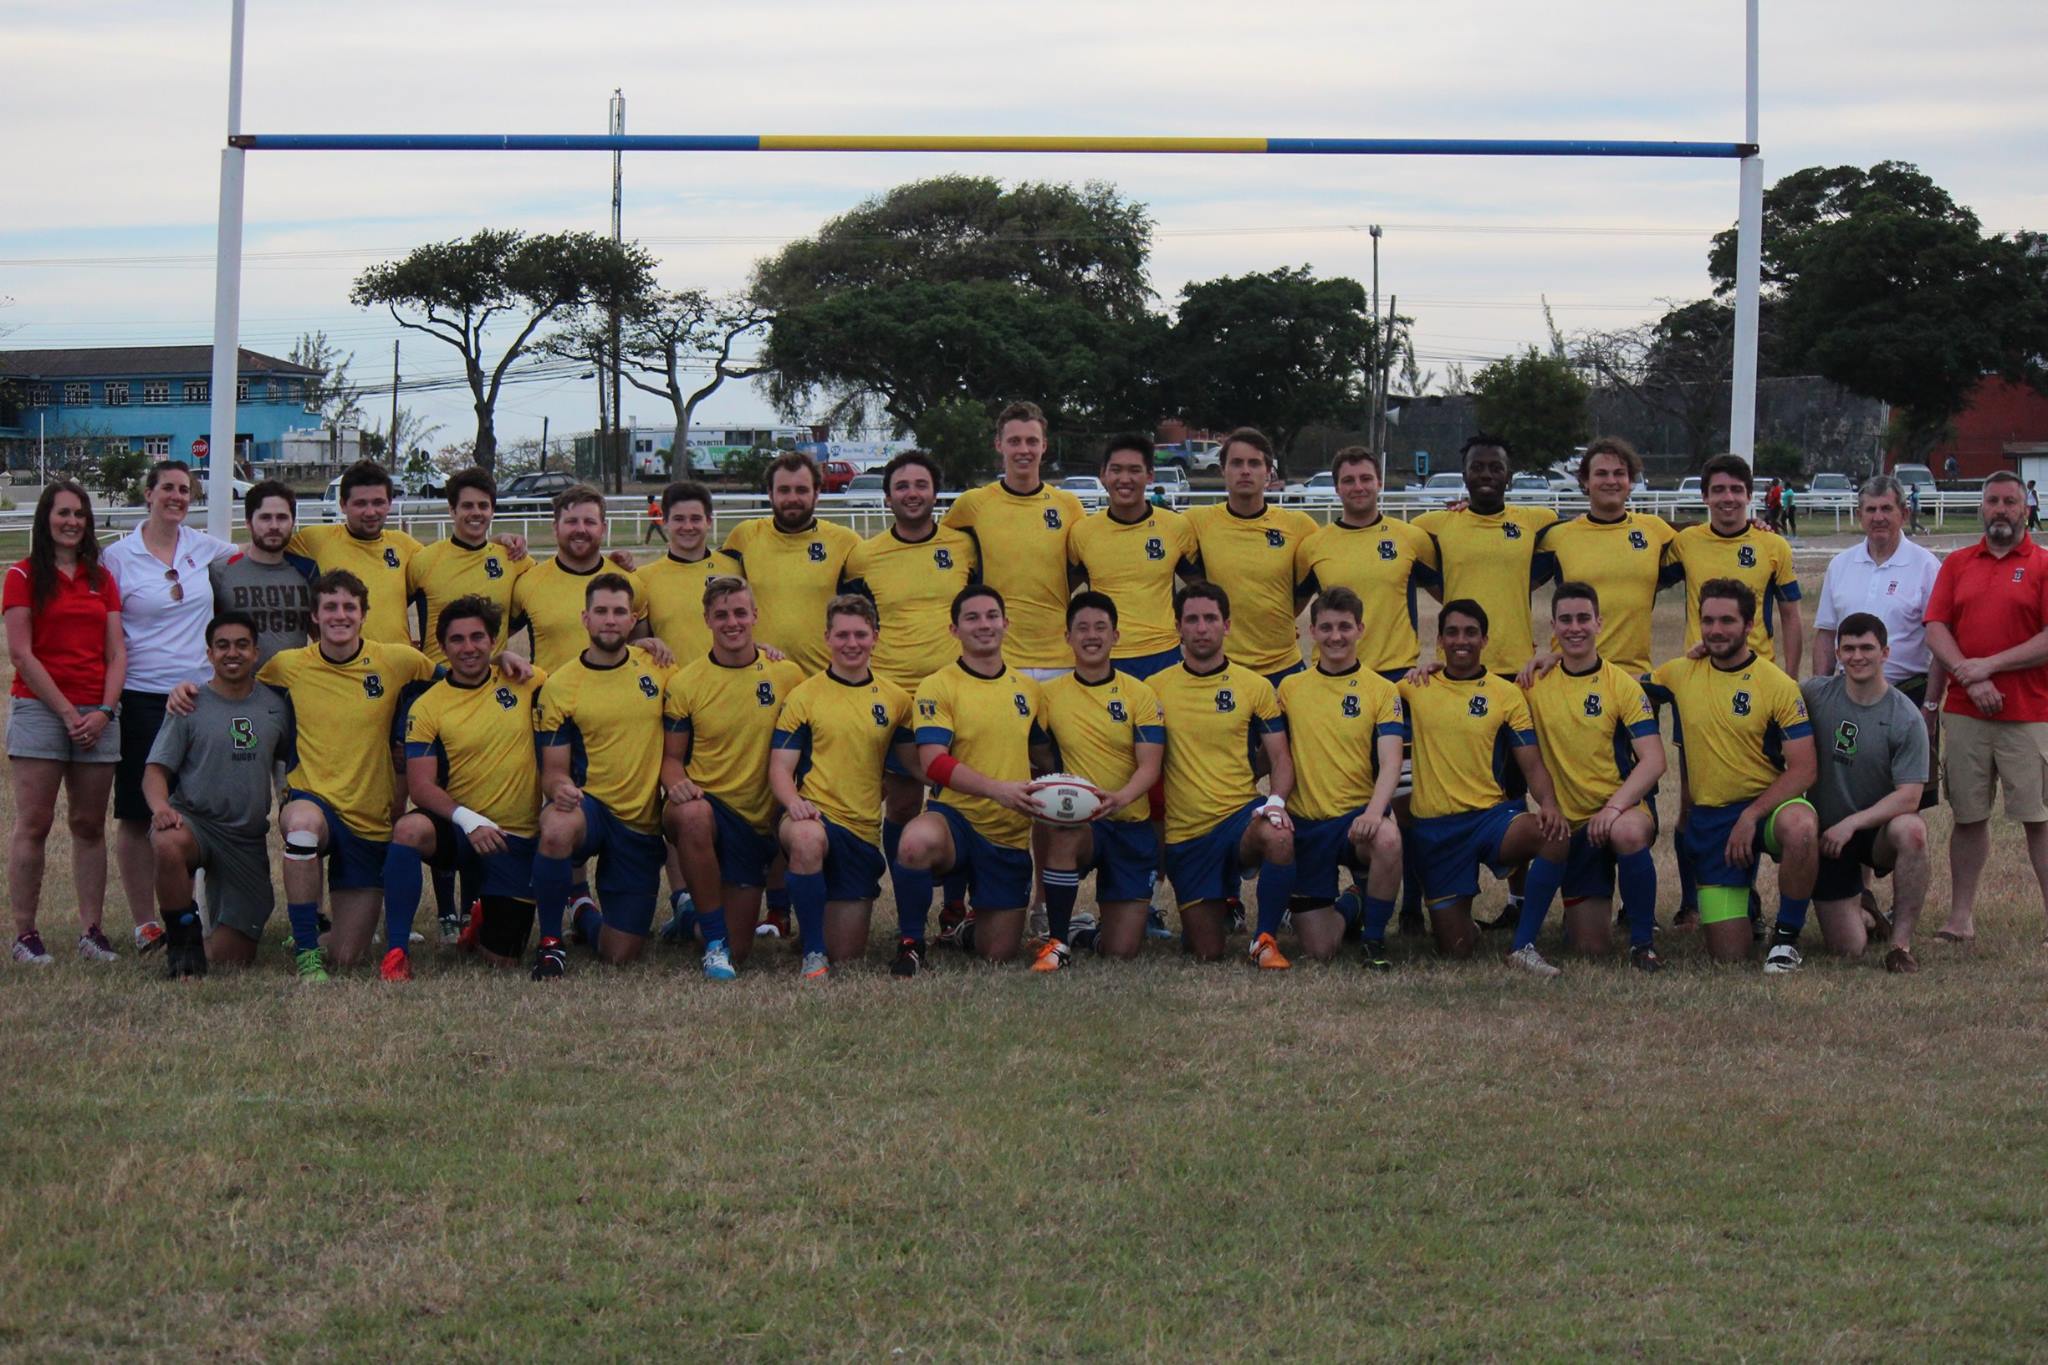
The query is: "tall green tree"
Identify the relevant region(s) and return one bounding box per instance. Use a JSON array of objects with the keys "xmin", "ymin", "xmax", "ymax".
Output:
[
  {"xmin": 351, "ymin": 230, "xmax": 656, "ymax": 470},
  {"xmin": 1571, "ymin": 298, "xmax": 1784, "ymax": 463},
  {"xmin": 1158, "ymin": 266, "xmax": 1387, "ymax": 463},
  {"xmin": 912, "ymin": 397, "xmax": 997, "ymax": 490},
  {"xmin": 1708, "ymin": 162, "xmax": 2048, "ymax": 450},
  {"xmin": 288, "ymin": 330, "xmax": 365, "ymax": 431},
  {"xmin": 752, "ymin": 176, "xmax": 1155, "ymax": 433},
  {"xmin": 1471, "ymin": 348, "xmax": 1590, "ymax": 468}
]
